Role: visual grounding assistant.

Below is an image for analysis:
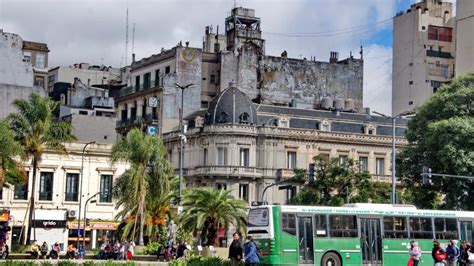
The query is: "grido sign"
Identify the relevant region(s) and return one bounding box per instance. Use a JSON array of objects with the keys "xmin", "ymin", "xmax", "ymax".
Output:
[{"xmin": 33, "ymin": 220, "xmax": 67, "ymax": 229}]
